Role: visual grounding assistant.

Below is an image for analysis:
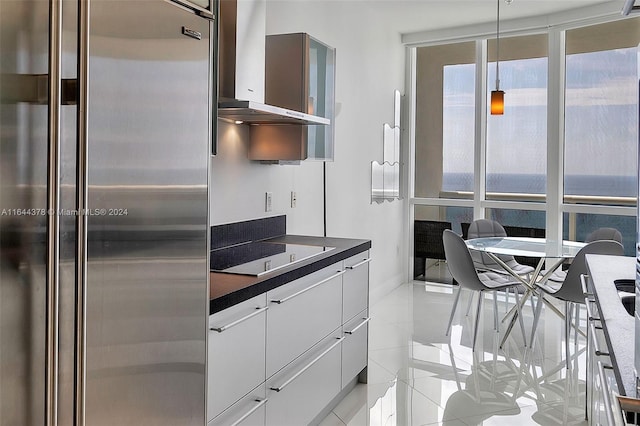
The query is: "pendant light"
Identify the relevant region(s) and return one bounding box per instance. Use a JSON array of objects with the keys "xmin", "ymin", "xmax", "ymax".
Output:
[{"xmin": 490, "ymin": 0, "xmax": 504, "ymax": 115}]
